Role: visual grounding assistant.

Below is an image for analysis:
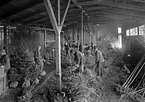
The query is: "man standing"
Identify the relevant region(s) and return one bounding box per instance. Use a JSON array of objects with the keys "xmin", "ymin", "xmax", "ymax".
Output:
[
  {"xmin": 94, "ymin": 46, "xmax": 104, "ymax": 77},
  {"xmin": 0, "ymin": 48, "xmax": 10, "ymax": 90},
  {"xmin": 64, "ymin": 42, "xmax": 69, "ymax": 56},
  {"xmin": 34, "ymin": 46, "xmax": 44, "ymax": 73}
]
